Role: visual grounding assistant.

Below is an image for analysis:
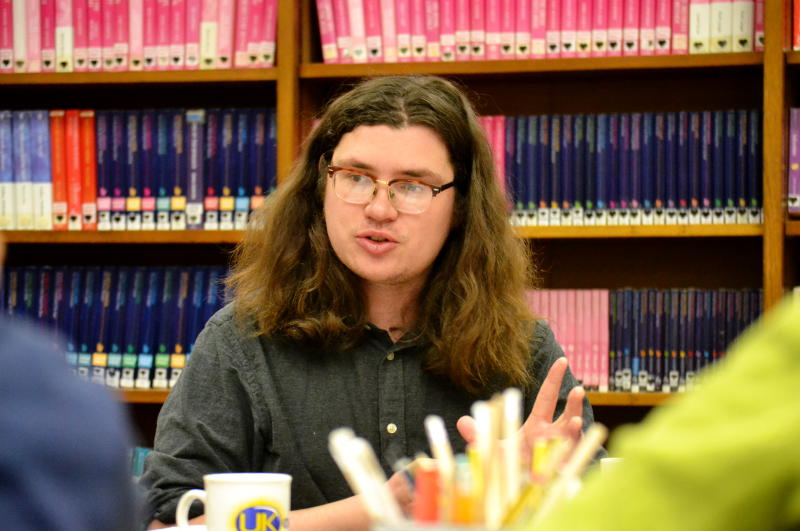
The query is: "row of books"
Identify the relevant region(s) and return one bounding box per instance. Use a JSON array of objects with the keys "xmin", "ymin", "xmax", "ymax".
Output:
[
  {"xmin": 527, "ymin": 288, "xmax": 761, "ymax": 393},
  {"xmin": 480, "ymin": 111, "xmax": 763, "ymax": 227},
  {"xmin": 786, "ymin": 108, "xmax": 800, "ymax": 217},
  {"xmin": 1, "ymin": 265, "xmax": 229, "ymax": 390},
  {"xmin": 315, "ymin": 0, "xmax": 764, "ymax": 64},
  {"xmin": 0, "ymin": 107, "xmax": 277, "ymax": 231},
  {"xmin": 0, "ymin": 0, "xmax": 277, "ymax": 73}
]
